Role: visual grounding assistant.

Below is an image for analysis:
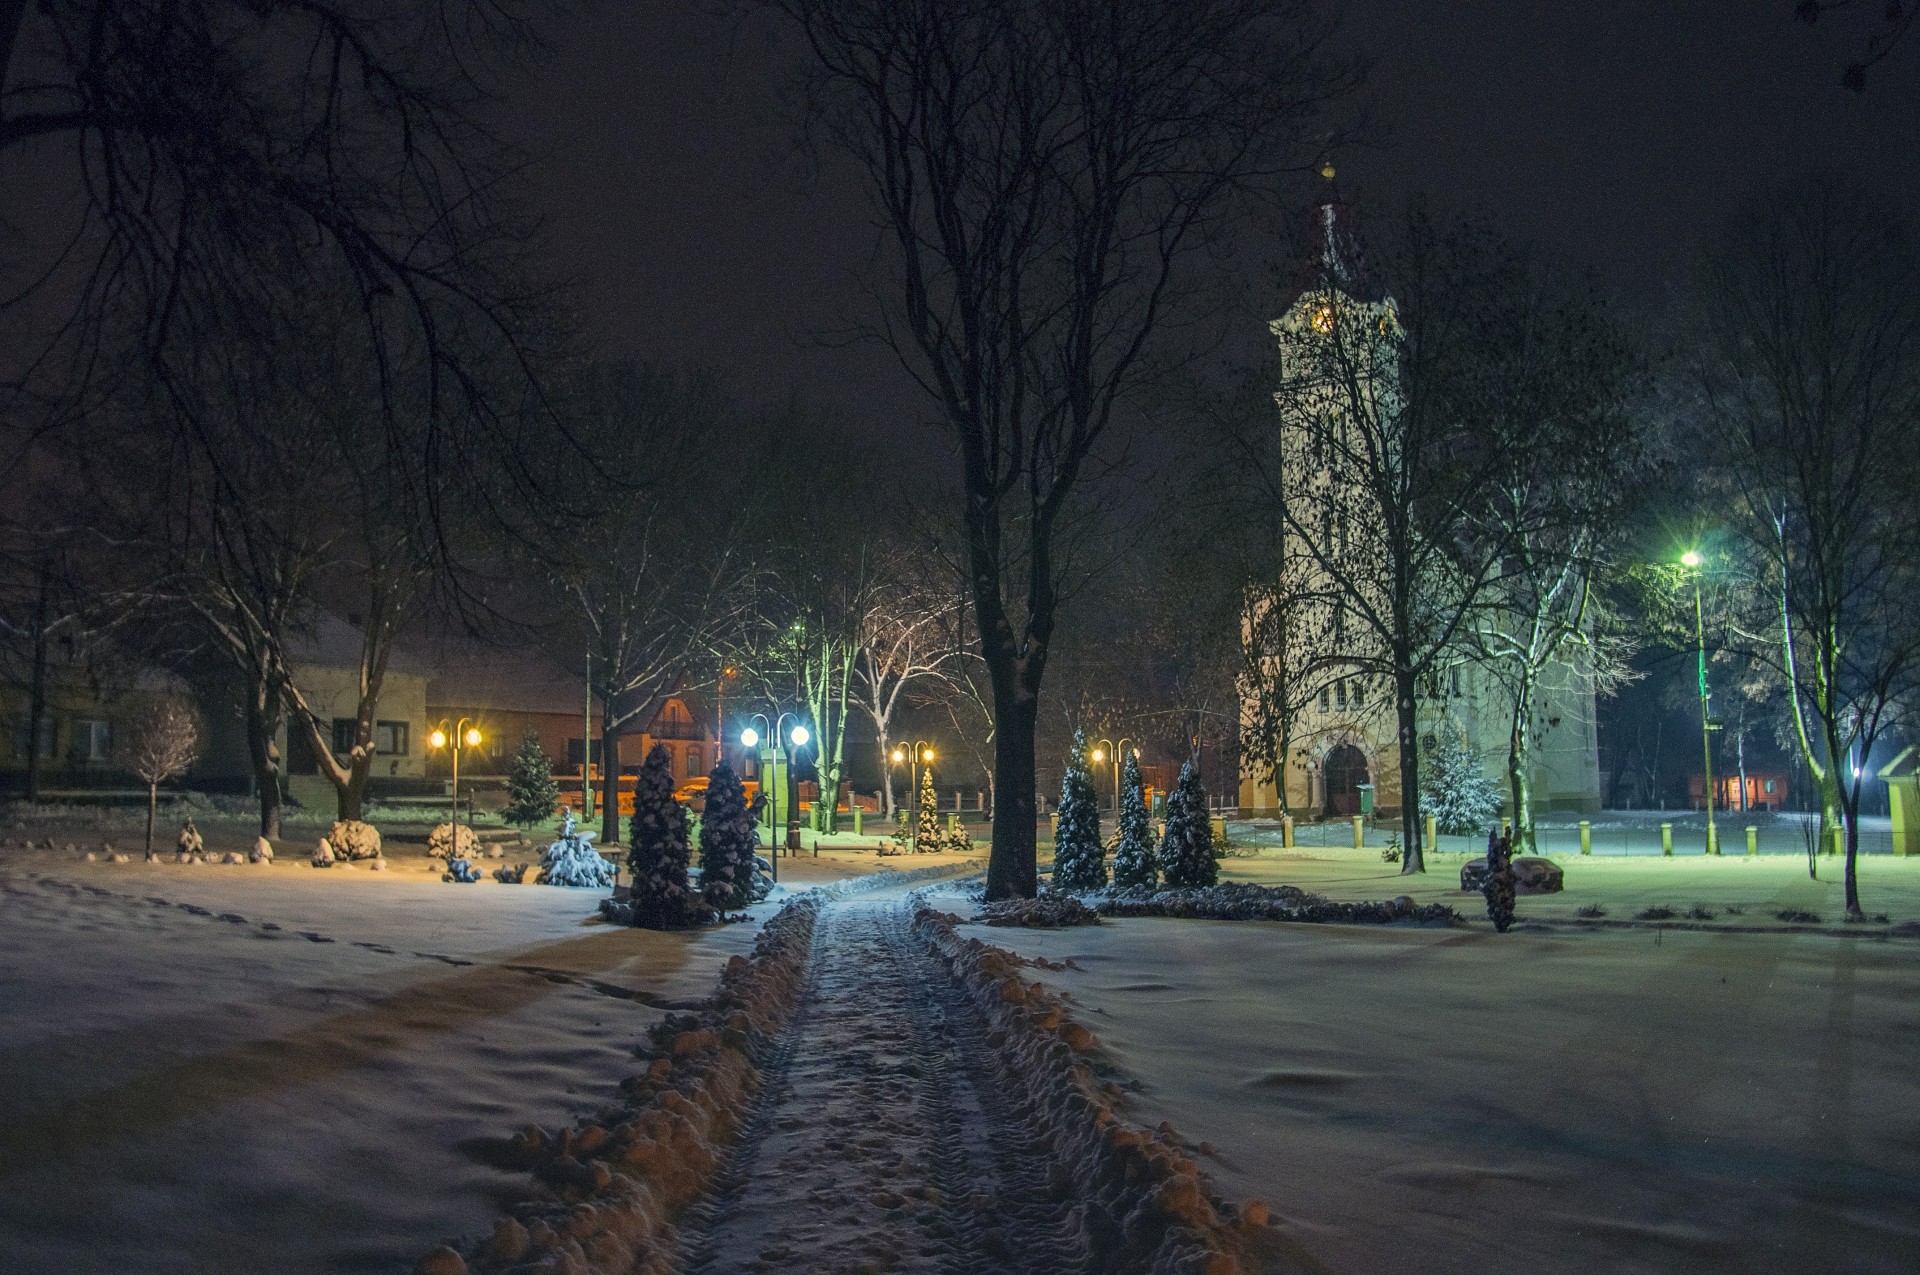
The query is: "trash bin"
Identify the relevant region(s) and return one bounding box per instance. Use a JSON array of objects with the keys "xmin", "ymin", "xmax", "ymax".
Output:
[{"xmin": 1356, "ymin": 783, "xmax": 1375, "ymax": 816}]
